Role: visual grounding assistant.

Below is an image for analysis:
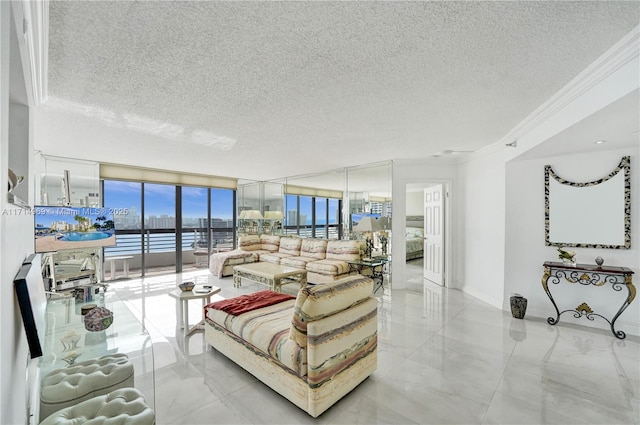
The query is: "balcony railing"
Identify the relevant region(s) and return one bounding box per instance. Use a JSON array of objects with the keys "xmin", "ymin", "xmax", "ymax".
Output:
[
  {"xmin": 105, "ymin": 228, "xmax": 235, "ymax": 256},
  {"xmin": 283, "ymin": 224, "xmax": 340, "ymax": 239}
]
